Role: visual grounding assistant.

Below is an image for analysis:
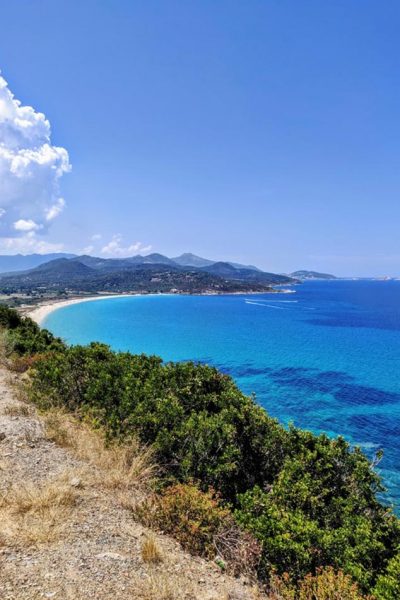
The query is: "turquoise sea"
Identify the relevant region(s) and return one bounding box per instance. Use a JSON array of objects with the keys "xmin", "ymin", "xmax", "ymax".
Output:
[{"xmin": 43, "ymin": 280, "xmax": 400, "ymax": 508}]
